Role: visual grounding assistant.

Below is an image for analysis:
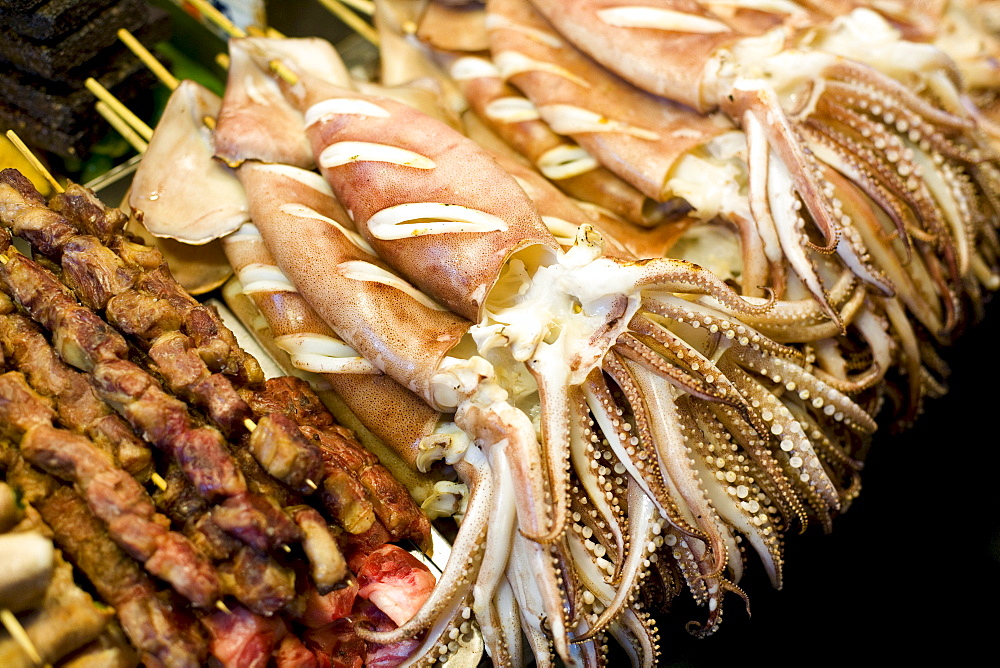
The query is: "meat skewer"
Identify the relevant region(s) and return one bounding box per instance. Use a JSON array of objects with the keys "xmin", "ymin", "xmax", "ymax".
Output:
[
  {"xmin": 0, "ymin": 443, "xmax": 207, "ymax": 667},
  {"xmin": 2, "ymin": 164, "xmax": 434, "ymax": 542},
  {"xmin": 4, "ymin": 117, "xmax": 444, "ymax": 659},
  {"xmin": 0, "ymin": 369, "xmax": 221, "ymax": 608},
  {"xmin": 0, "ymin": 311, "xmax": 152, "ymax": 481},
  {"xmin": 240, "ymin": 376, "xmax": 433, "ymax": 551},
  {"xmin": 149, "ymin": 459, "xmax": 298, "ymax": 617},
  {"xmin": 1, "ymin": 170, "xmax": 337, "ymax": 502},
  {"xmin": 0, "ymin": 237, "xmax": 313, "ymax": 558},
  {"xmin": 0, "ymin": 172, "xmax": 440, "ymax": 637},
  {"xmin": 0, "ymin": 168, "xmax": 260, "ymax": 436}
]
